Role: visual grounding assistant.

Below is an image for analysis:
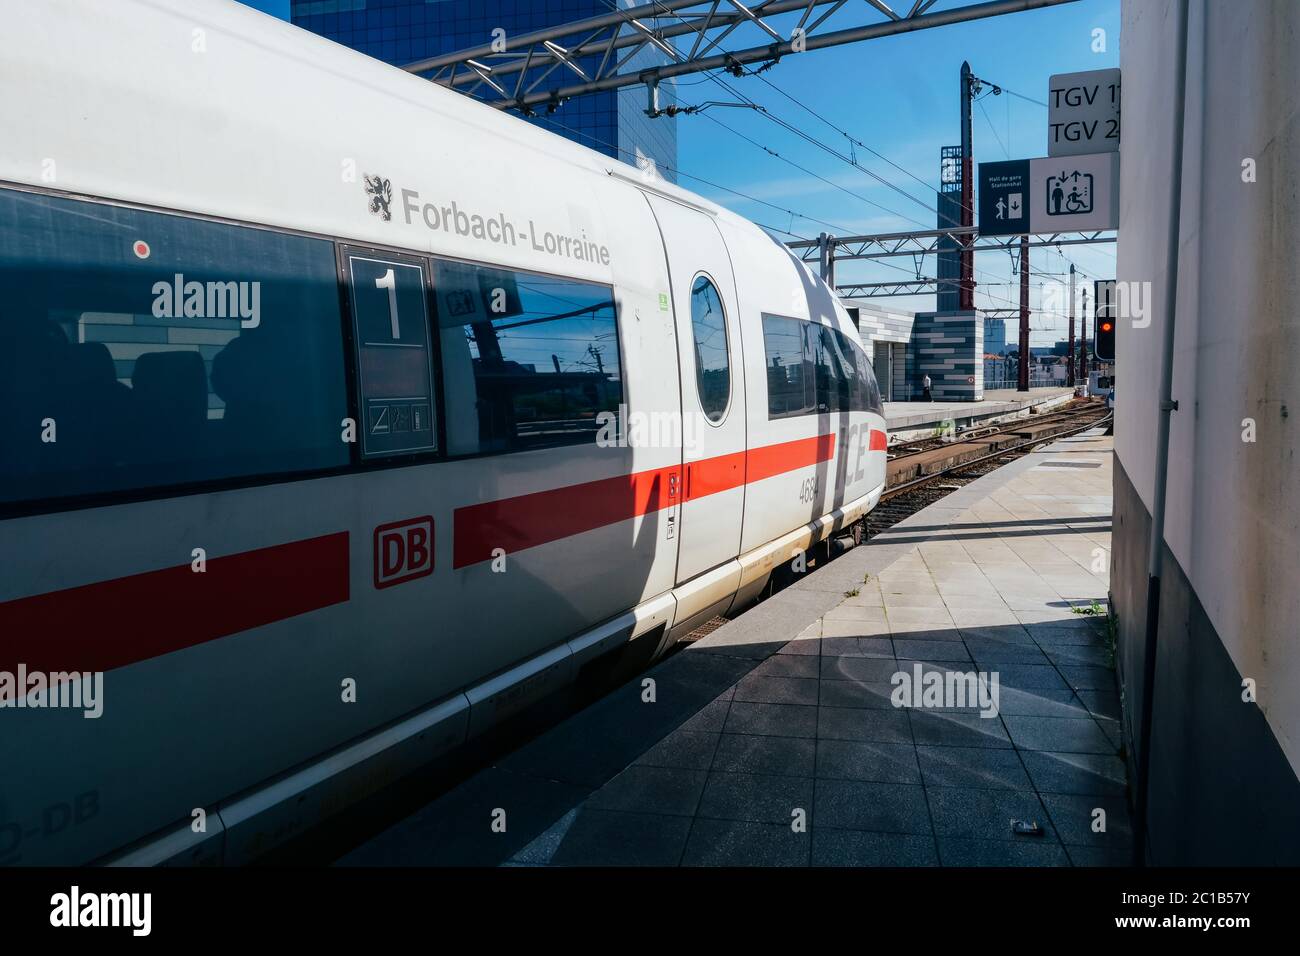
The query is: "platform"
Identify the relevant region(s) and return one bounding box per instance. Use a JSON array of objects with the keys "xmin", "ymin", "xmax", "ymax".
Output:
[
  {"xmin": 884, "ymin": 387, "xmax": 1076, "ymax": 435},
  {"xmin": 340, "ymin": 430, "xmax": 1128, "ymax": 867}
]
